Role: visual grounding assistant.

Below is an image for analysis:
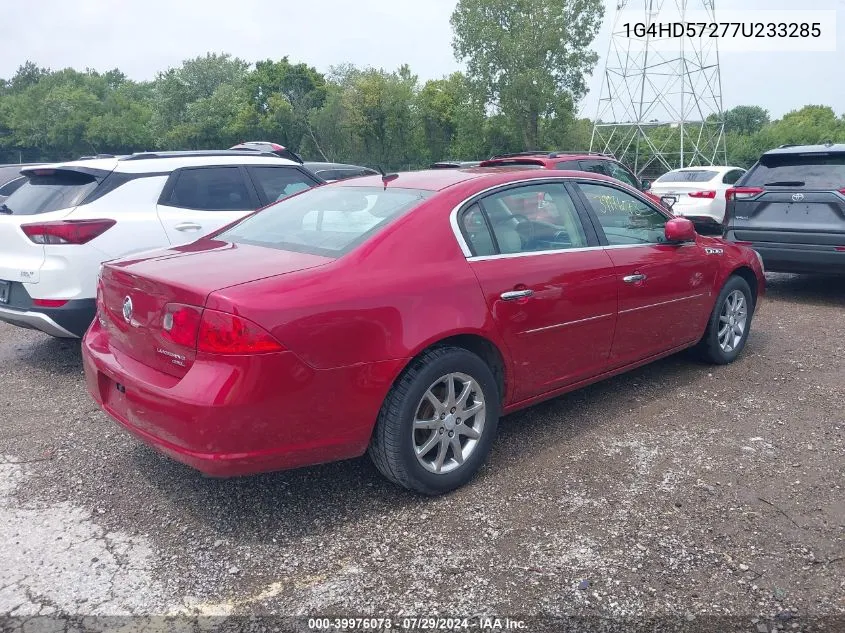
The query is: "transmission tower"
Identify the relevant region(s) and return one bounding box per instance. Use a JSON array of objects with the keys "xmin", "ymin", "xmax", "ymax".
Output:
[{"xmin": 590, "ymin": 0, "xmax": 727, "ymax": 178}]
